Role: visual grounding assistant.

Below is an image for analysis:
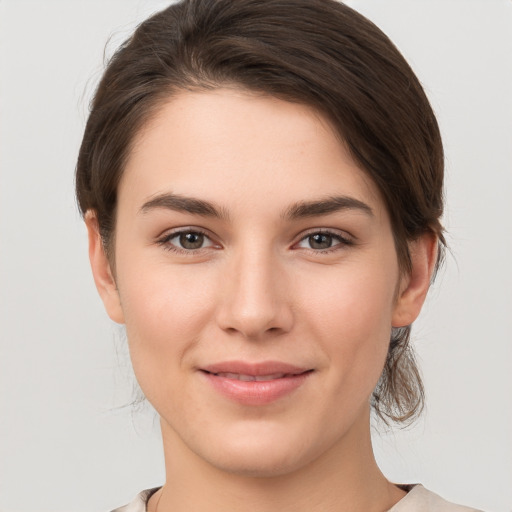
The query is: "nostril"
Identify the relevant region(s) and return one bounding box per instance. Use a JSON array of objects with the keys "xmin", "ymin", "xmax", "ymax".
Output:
[{"xmin": 215, "ymin": 287, "xmax": 294, "ymax": 338}]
